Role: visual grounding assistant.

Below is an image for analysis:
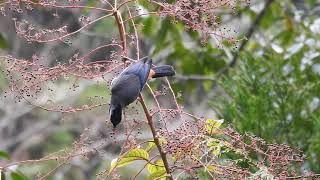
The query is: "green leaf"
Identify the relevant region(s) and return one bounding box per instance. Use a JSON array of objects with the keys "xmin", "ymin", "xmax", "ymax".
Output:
[
  {"xmin": 110, "ymin": 148, "xmax": 149, "ymax": 171},
  {"xmin": 10, "ymin": 171, "xmax": 28, "ymax": 180},
  {"xmin": 0, "ymin": 150, "xmax": 10, "ymax": 160},
  {"xmin": 0, "ymin": 33, "xmax": 7, "ymax": 49},
  {"xmin": 147, "ymin": 159, "xmax": 166, "ymax": 180},
  {"xmin": 205, "ymin": 119, "xmax": 224, "ymax": 134}
]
